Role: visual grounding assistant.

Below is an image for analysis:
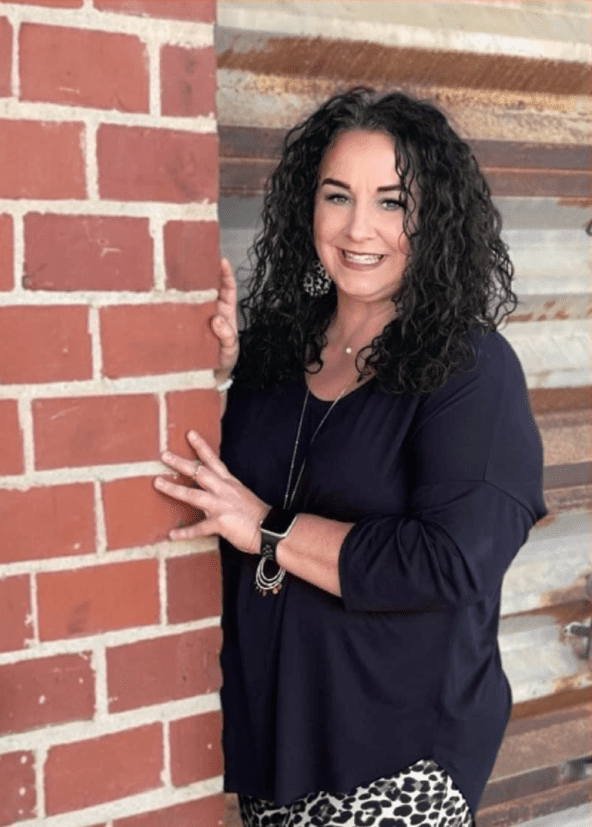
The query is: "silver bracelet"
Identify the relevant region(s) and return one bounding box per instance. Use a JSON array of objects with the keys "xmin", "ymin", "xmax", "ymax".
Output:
[{"xmin": 216, "ymin": 377, "xmax": 233, "ymax": 393}]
